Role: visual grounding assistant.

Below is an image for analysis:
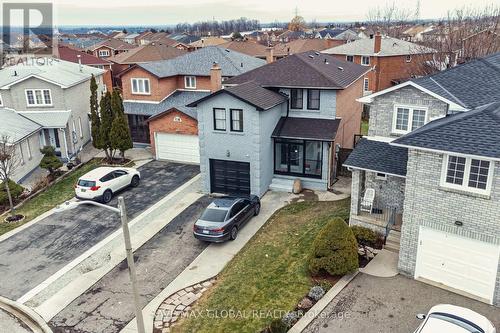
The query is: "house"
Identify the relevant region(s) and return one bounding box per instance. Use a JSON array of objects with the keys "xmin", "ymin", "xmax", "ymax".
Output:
[
  {"xmin": 314, "ymin": 28, "xmax": 359, "ymax": 43},
  {"xmin": 119, "ymin": 46, "xmax": 265, "ymax": 157},
  {"xmin": 0, "ymin": 60, "xmax": 106, "ymax": 182},
  {"xmin": 189, "ymin": 37, "xmax": 228, "ymax": 50},
  {"xmin": 402, "ymin": 24, "xmax": 435, "ymax": 42},
  {"xmin": 218, "ymin": 41, "xmax": 277, "ymax": 60},
  {"xmin": 343, "ymin": 52, "xmax": 500, "ymax": 306},
  {"xmin": 273, "ymin": 38, "xmax": 346, "ymax": 57},
  {"xmin": 87, "ymin": 38, "xmax": 136, "ymax": 58},
  {"xmin": 187, "ymin": 52, "xmax": 370, "ymax": 196},
  {"xmin": 120, "ymin": 33, "xmax": 140, "ymax": 44},
  {"xmin": 323, "ymin": 32, "xmax": 436, "ymax": 93}
]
